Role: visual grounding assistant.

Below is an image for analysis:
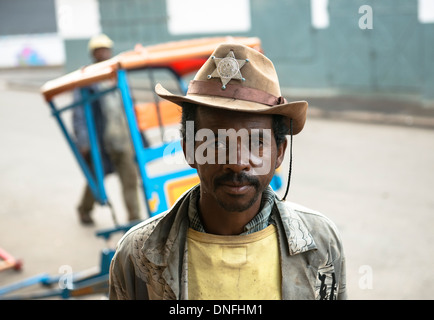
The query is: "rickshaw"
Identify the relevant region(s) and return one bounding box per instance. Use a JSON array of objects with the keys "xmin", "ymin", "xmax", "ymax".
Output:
[{"xmin": 0, "ymin": 36, "xmax": 282, "ymax": 299}]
